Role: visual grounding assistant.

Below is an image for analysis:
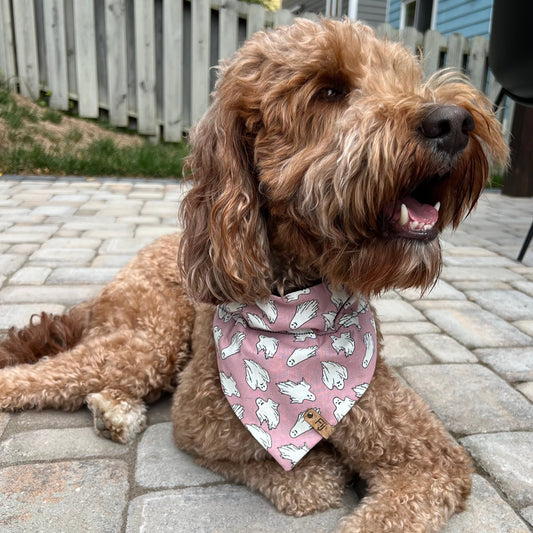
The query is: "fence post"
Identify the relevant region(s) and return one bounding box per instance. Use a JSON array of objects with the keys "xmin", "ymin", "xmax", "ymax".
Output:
[
  {"xmin": 247, "ymin": 3, "xmax": 265, "ymax": 39},
  {"xmin": 446, "ymin": 33, "xmax": 468, "ymax": 69},
  {"xmin": 43, "ymin": 0, "xmax": 69, "ymax": 110},
  {"xmin": 0, "ymin": 0, "xmax": 17, "ymax": 90},
  {"xmin": 12, "ymin": 0, "xmax": 39, "ymax": 99},
  {"xmin": 191, "ymin": 0, "xmax": 210, "ymax": 126},
  {"xmin": 105, "ymin": 0, "xmax": 129, "ymax": 127},
  {"xmin": 73, "ymin": 0, "xmax": 99, "ymax": 118},
  {"xmin": 422, "ymin": 30, "xmax": 446, "ymax": 80},
  {"xmin": 134, "ymin": 0, "xmax": 157, "ymax": 135},
  {"xmin": 163, "ymin": 0, "xmax": 183, "ymax": 142},
  {"xmin": 219, "ymin": 0, "xmax": 239, "ymax": 60}
]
